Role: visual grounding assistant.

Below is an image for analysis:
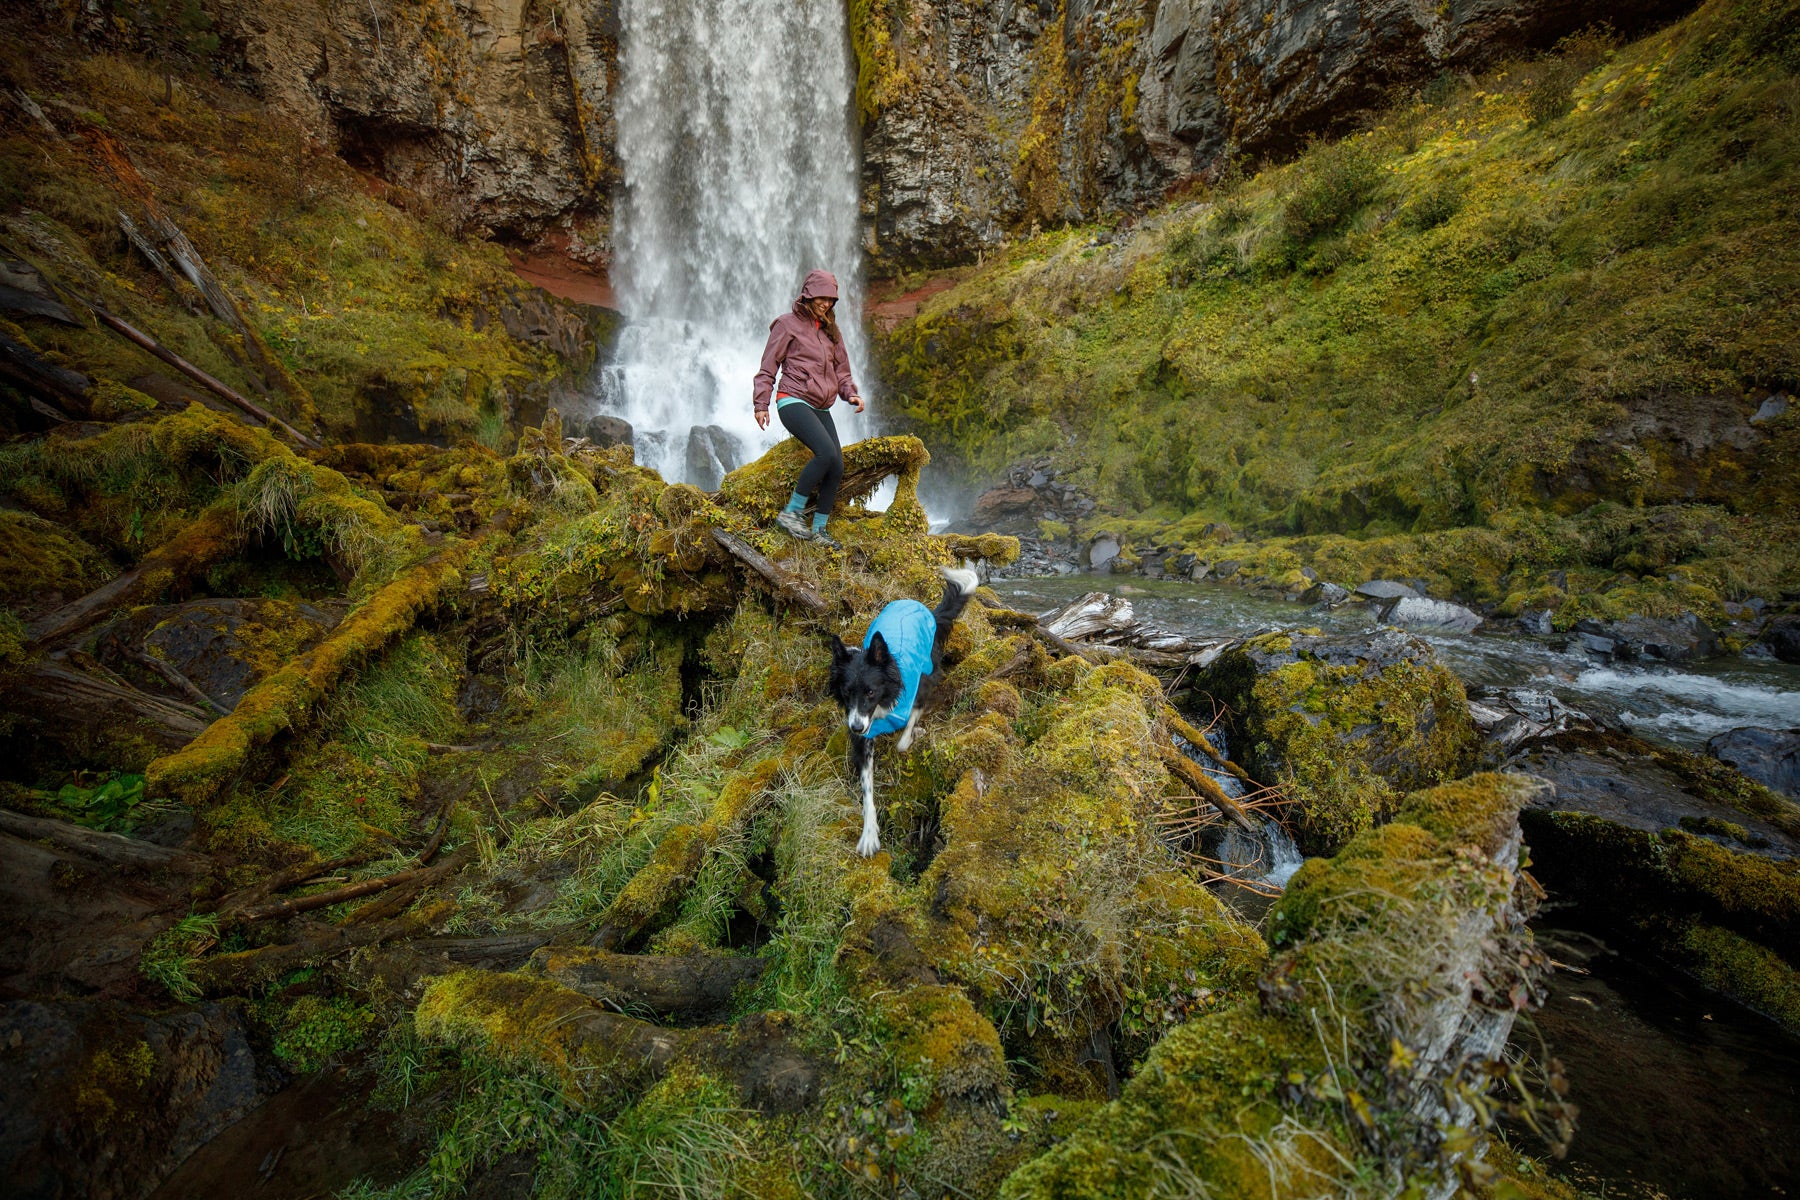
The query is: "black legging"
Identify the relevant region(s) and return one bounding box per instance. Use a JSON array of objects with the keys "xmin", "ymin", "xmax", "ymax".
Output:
[{"xmin": 778, "ymin": 402, "xmax": 843, "ymax": 513}]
